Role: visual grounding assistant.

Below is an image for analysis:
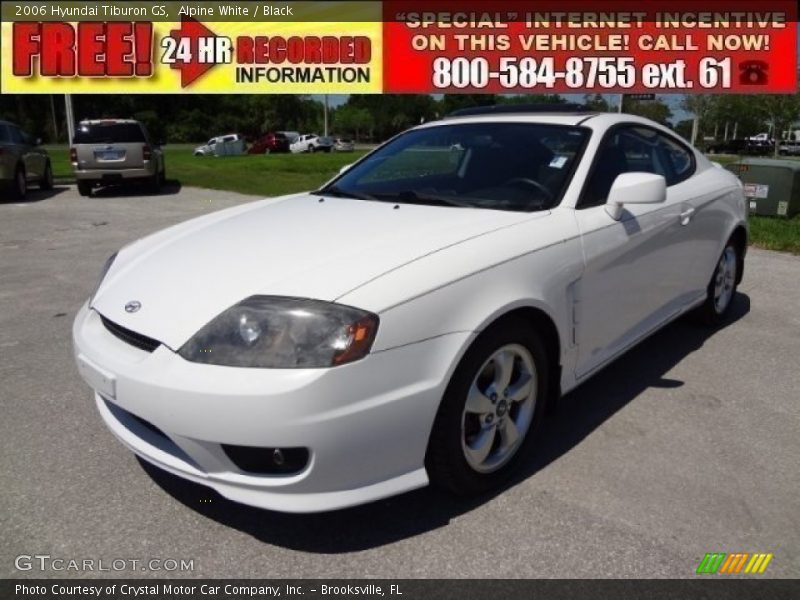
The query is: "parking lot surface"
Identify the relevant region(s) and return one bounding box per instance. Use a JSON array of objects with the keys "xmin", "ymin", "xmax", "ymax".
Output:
[{"xmin": 2, "ymin": 184, "xmax": 799, "ymax": 578}]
